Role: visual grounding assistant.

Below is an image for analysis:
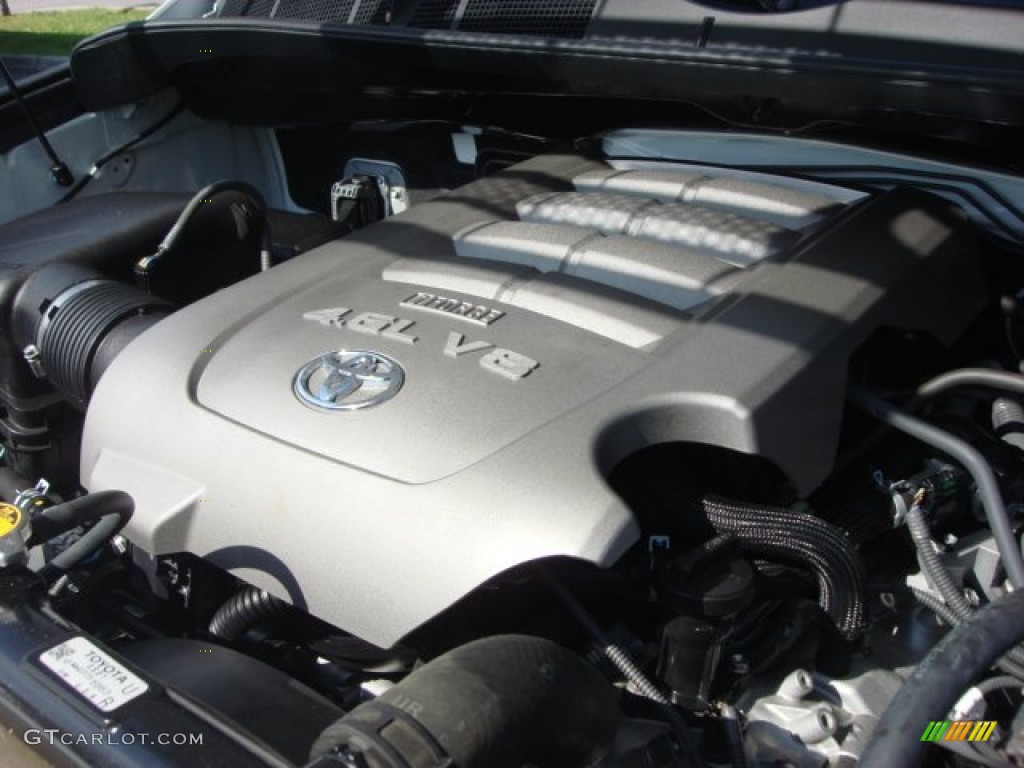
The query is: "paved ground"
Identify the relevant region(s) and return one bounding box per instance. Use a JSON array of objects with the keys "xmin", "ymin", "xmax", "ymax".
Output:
[
  {"xmin": 0, "ymin": 723, "xmax": 54, "ymax": 768},
  {"xmin": 5, "ymin": 0, "xmax": 155, "ymax": 10}
]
